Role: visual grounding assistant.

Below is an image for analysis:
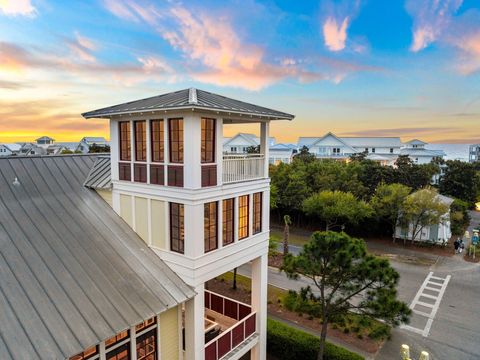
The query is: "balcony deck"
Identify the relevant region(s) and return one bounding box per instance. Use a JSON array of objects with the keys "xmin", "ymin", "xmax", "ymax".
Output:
[
  {"xmin": 204, "ymin": 290, "xmax": 257, "ymax": 360},
  {"xmin": 222, "ymin": 154, "xmax": 265, "ymax": 184}
]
